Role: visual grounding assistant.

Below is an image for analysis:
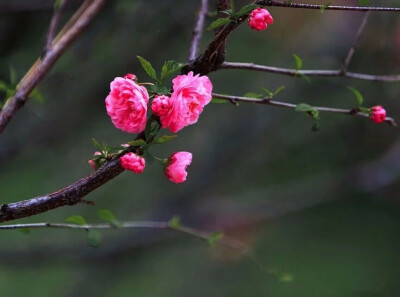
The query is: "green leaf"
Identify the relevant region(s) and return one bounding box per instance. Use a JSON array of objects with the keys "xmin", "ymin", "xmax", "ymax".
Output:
[
  {"xmin": 320, "ymin": 2, "xmax": 332, "ymax": 13},
  {"xmin": 54, "ymin": 0, "xmax": 65, "ymax": 10},
  {"xmin": 137, "ymin": 56, "xmax": 157, "ymax": 81},
  {"xmin": 30, "ymin": 88, "xmax": 45, "ymax": 103},
  {"xmin": 97, "ymin": 209, "xmax": 122, "ymax": 228},
  {"xmin": 211, "ymin": 98, "xmax": 228, "ymax": 104},
  {"xmin": 66, "ymin": 215, "xmax": 87, "ymax": 226},
  {"xmin": 220, "ymin": 9, "xmax": 233, "ymax": 16},
  {"xmin": 347, "ymin": 86, "xmax": 363, "ymax": 107},
  {"xmin": 127, "ymin": 139, "xmax": 147, "ymax": 147},
  {"xmin": 0, "ymin": 81, "xmax": 8, "ymax": 92},
  {"xmin": 295, "ymin": 103, "xmax": 314, "ymax": 112},
  {"xmin": 293, "ymin": 54, "xmax": 303, "ymax": 71},
  {"xmin": 261, "ymin": 87, "xmax": 273, "ymax": 97},
  {"xmin": 18, "ymin": 228, "xmax": 31, "ymax": 235},
  {"xmin": 150, "ymin": 84, "xmax": 169, "ymax": 95},
  {"xmin": 145, "ymin": 117, "xmax": 161, "ymax": 142},
  {"xmin": 168, "ymin": 215, "xmax": 181, "ymax": 230},
  {"xmin": 207, "ymin": 231, "xmax": 223, "ymax": 247},
  {"xmin": 160, "ymin": 61, "xmax": 186, "ymax": 83},
  {"xmin": 235, "ymin": 4, "xmax": 258, "ymax": 18},
  {"xmin": 86, "ymin": 229, "xmax": 102, "ymax": 248},
  {"xmin": 92, "ymin": 138, "xmax": 103, "ymax": 152},
  {"xmin": 207, "ymin": 18, "xmax": 231, "ymax": 30},
  {"xmin": 153, "ymin": 135, "xmax": 178, "ymax": 144},
  {"xmin": 230, "ymin": 0, "xmax": 235, "ymax": 12},
  {"xmin": 273, "ymin": 86, "xmax": 285, "ymax": 96},
  {"xmin": 244, "ymin": 92, "xmax": 263, "ymax": 99}
]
